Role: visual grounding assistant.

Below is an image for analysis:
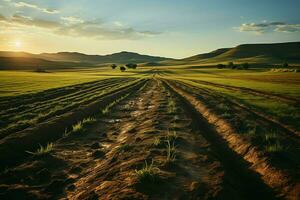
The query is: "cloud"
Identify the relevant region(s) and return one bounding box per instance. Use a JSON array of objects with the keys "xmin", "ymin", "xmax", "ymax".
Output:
[
  {"xmin": 275, "ymin": 24, "xmax": 300, "ymax": 33},
  {"xmin": 61, "ymin": 16, "xmax": 84, "ymax": 24},
  {"xmin": 0, "ymin": 14, "xmax": 160, "ymax": 40},
  {"xmin": 235, "ymin": 21, "xmax": 300, "ymax": 34},
  {"xmin": 14, "ymin": 1, "xmax": 59, "ymax": 14}
]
